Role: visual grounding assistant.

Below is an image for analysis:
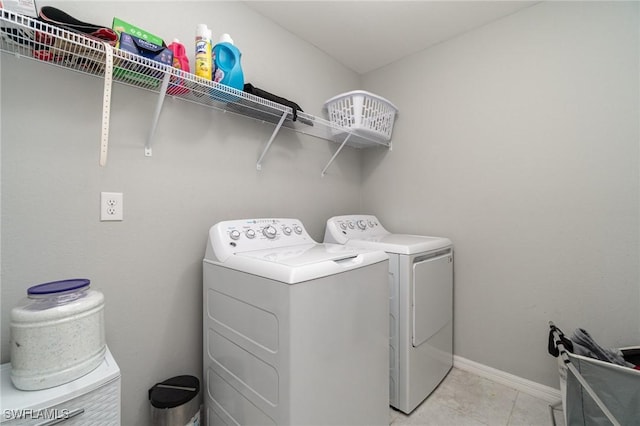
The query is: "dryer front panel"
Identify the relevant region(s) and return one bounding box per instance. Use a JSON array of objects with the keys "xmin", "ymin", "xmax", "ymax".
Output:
[{"xmin": 411, "ymin": 250, "xmax": 453, "ymax": 348}]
